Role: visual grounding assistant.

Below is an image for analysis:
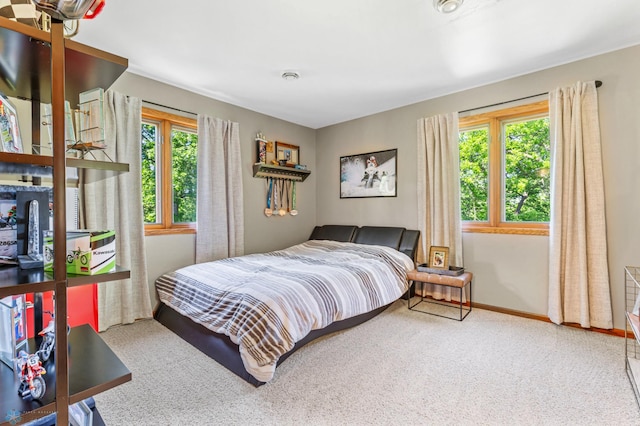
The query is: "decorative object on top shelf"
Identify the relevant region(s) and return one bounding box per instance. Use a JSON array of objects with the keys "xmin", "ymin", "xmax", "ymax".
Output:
[
  {"xmin": 69, "ymin": 87, "xmax": 109, "ymax": 160},
  {"xmin": 0, "ymin": 0, "xmax": 41, "ymax": 28},
  {"xmin": 256, "ymin": 136, "xmax": 267, "ymax": 164},
  {"xmin": 340, "ymin": 148, "xmax": 397, "ymax": 198},
  {"xmin": 41, "ymin": 100, "xmax": 76, "ymax": 154},
  {"xmin": 255, "ymin": 132, "xmax": 274, "ymax": 165},
  {"xmin": 428, "ymin": 246, "xmax": 449, "ymax": 270},
  {"xmin": 275, "ymin": 141, "xmax": 299, "ymax": 167},
  {"xmin": 43, "ymin": 229, "xmax": 116, "ymax": 275},
  {"xmin": 0, "ymin": 294, "xmax": 27, "ymax": 369},
  {"xmin": 0, "ymin": 93, "xmax": 23, "ymax": 153},
  {"xmin": 32, "ymin": 0, "xmax": 105, "ymax": 20}
]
